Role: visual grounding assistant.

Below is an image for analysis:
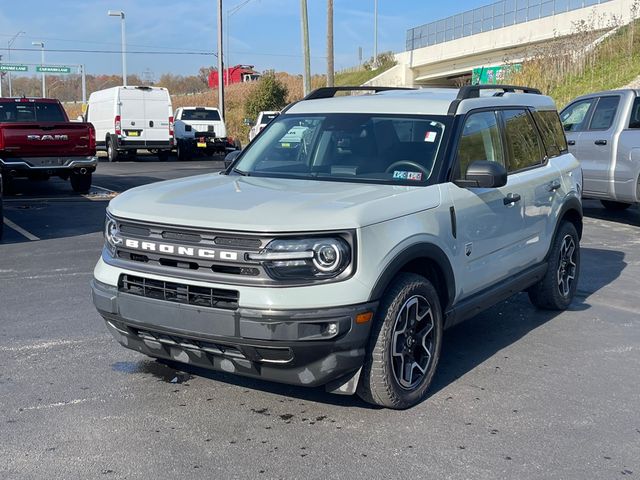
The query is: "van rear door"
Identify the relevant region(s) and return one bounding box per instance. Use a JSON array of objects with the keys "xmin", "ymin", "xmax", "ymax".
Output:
[
  {"xmin": 143, "ymin": 88, "xmax": 171, "ymax": 144},
  {"xmin": 119, "ymin": 88, "xmax": 146, "ymax": 142}
]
